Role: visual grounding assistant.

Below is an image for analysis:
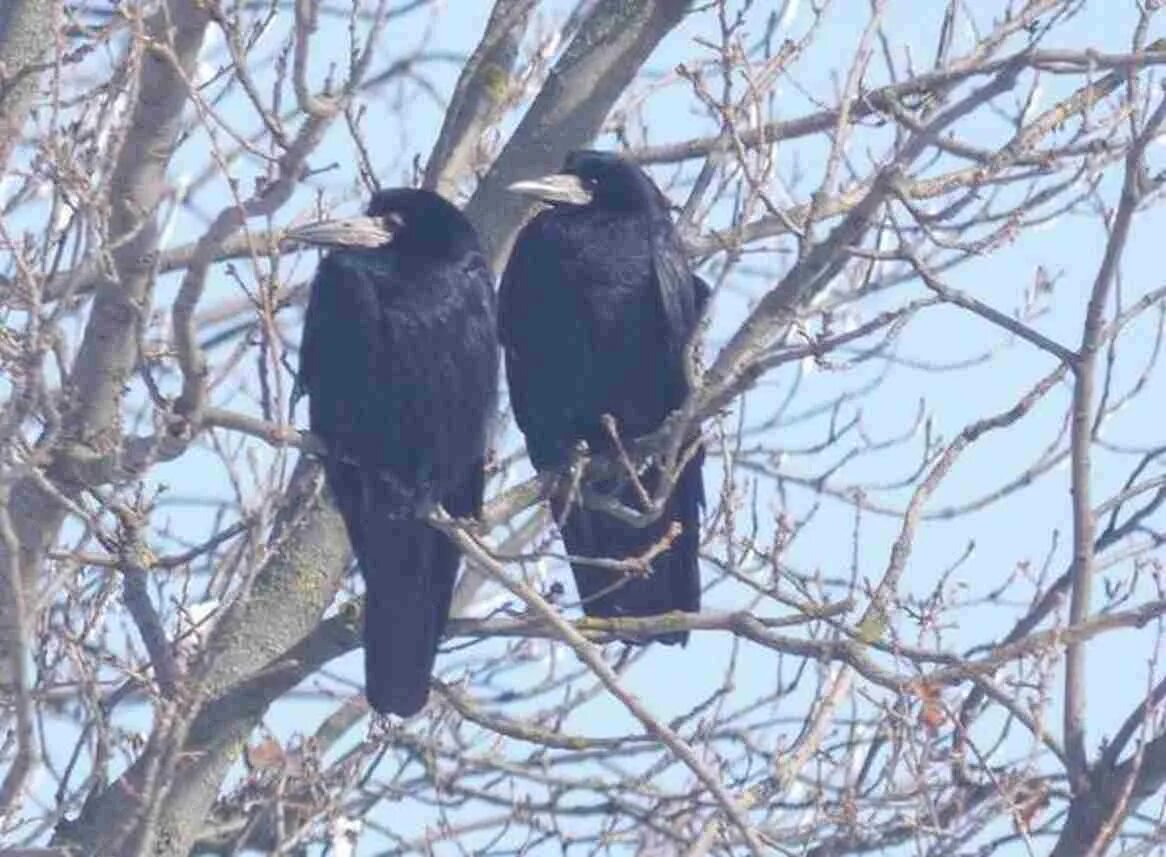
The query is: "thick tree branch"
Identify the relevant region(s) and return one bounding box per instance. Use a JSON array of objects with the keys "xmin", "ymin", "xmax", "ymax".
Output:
[
  {"xmin": 0, "ymin": 0, "xmax": 210, "ymax": 753},
  {"xmin": 465, "ymin": 0, "xmax": 694, "ymax": 269},
  {"xmin": 423, "ymin": 0, "xmax": 532, "ymax": 197},
  {"xmin": 0, "ymin": 0, "xmax": 55, "ymax": 166},
  {"xmin": 55, "ymin": 457, "xmax": 350, "ymax": 856},
  {"xmin": 1063, "ymin": 91, "xmax": 1166, "ymax": 792}
]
